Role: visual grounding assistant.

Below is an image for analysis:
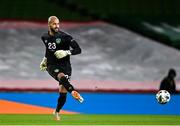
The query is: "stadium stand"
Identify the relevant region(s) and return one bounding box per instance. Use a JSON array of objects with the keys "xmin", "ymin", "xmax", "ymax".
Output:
[
  {"xmin": 0, "ymin": 21, "xmax": 179, "ymax": 93},
  {"xmin": 0, "ymin": 0, "xmax": 179, "ymax": 93}
]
